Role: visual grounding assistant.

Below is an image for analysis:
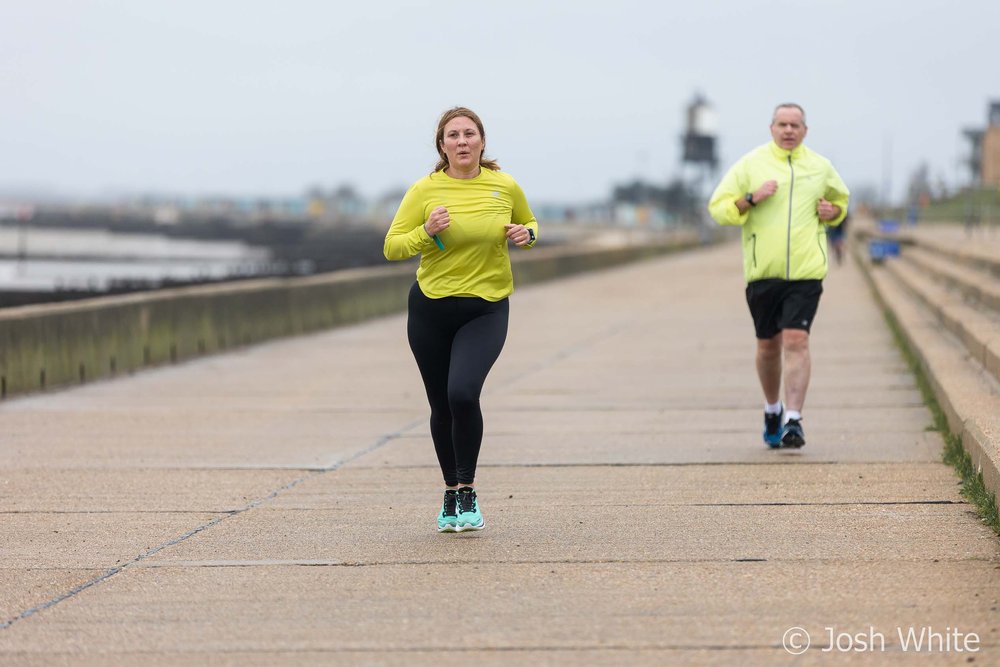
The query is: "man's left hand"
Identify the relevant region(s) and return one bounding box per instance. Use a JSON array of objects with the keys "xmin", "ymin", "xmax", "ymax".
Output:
[{"xmin": 817, "ymin": 198, "xmax": 840, "ymax": 221}]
